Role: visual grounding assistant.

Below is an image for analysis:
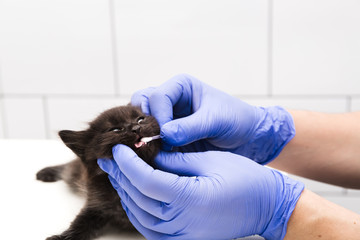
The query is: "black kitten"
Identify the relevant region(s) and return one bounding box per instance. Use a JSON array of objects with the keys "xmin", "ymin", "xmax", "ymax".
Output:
[{"xmin": 36, "ymin": 105, "xmax": 161, "ymax": 240}]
